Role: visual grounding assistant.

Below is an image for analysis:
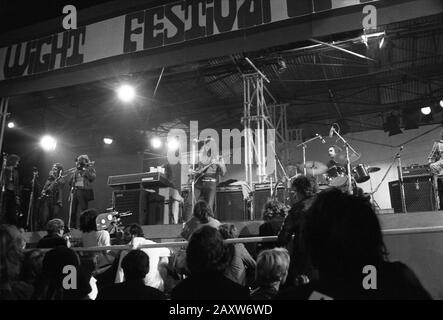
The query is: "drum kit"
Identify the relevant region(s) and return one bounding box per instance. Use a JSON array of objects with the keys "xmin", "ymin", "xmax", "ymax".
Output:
[
  {"xmin": 297, "ymin": 153, "xmax": 381, "ymax": 193},
  {"xmin": 294, "ymin": 126, "xmax": 381, "ymax": 196}
]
